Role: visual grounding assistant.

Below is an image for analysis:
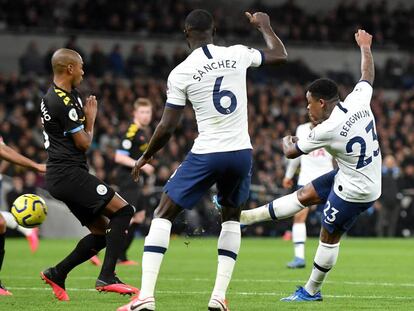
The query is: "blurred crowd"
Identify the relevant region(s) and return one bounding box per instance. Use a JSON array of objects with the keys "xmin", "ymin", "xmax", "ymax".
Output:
[
  {"xmin": 2, "ymin": 0, "xmax": 414, "ymax": 48},
  {"xmin": 1, "ymin": 40, "xmax": 414, "ymax": 236},
  {"xmin": 0, "ymin": 27, "xmax": 414, "ymax": 237}
]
